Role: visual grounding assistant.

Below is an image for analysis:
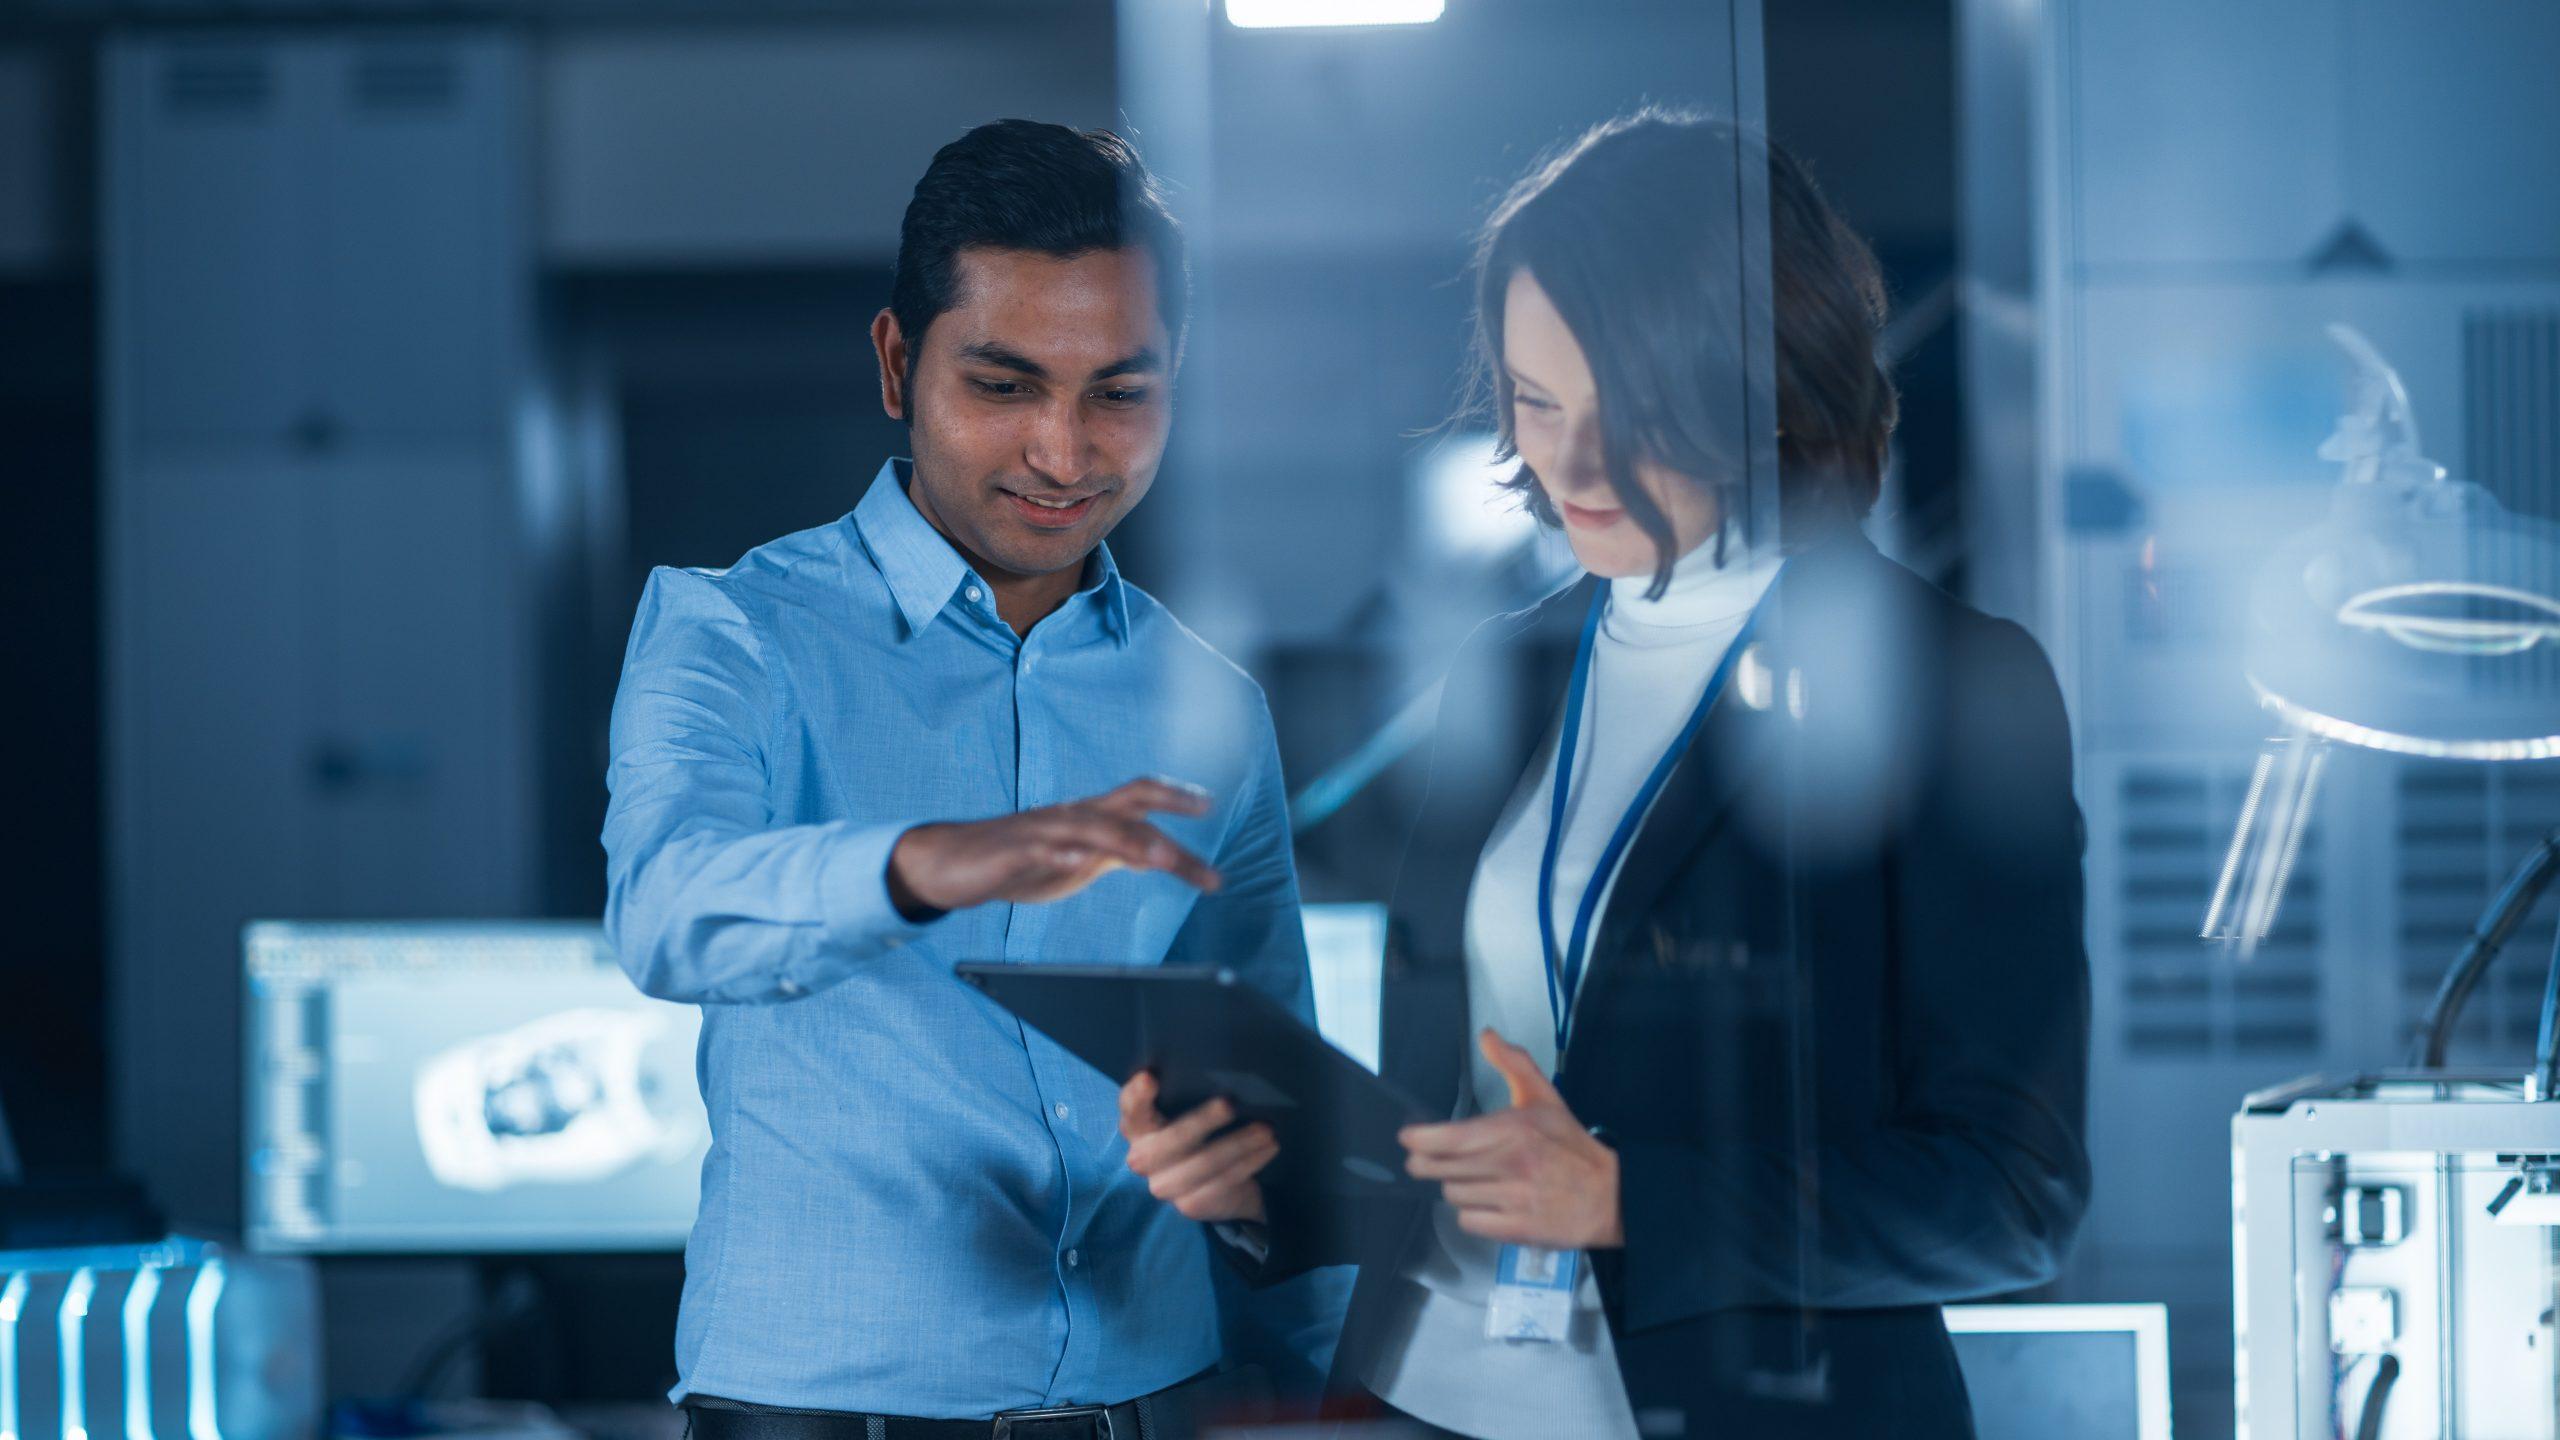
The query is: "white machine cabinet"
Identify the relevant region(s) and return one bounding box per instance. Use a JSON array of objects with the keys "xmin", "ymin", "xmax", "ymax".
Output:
[{"xmin": 2234, "ymin": 1073, "xmax": 2560, "ymax": 1439}]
